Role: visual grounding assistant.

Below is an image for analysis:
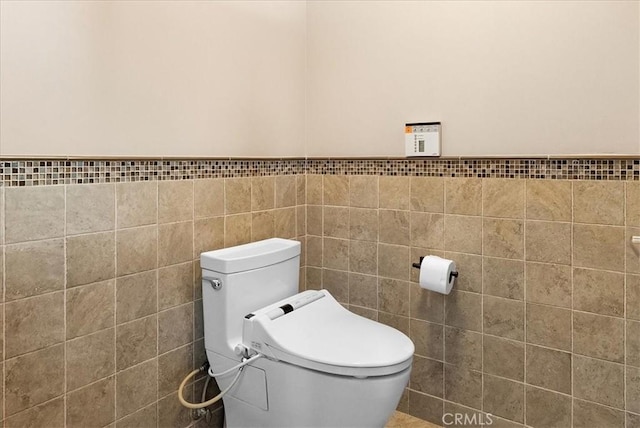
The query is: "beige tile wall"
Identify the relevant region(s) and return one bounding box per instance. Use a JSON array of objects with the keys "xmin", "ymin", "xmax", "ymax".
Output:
[
  {"xmin": 0, "ymin": 176, "xmax": 306, "ymax": 428},
  {"xmin": 1, "ymin": 172, "xmax": 638, "ymax": 428},
  {"xmin": 306, "ymin": 175, "xmax": 640, "ymax": 428}
]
